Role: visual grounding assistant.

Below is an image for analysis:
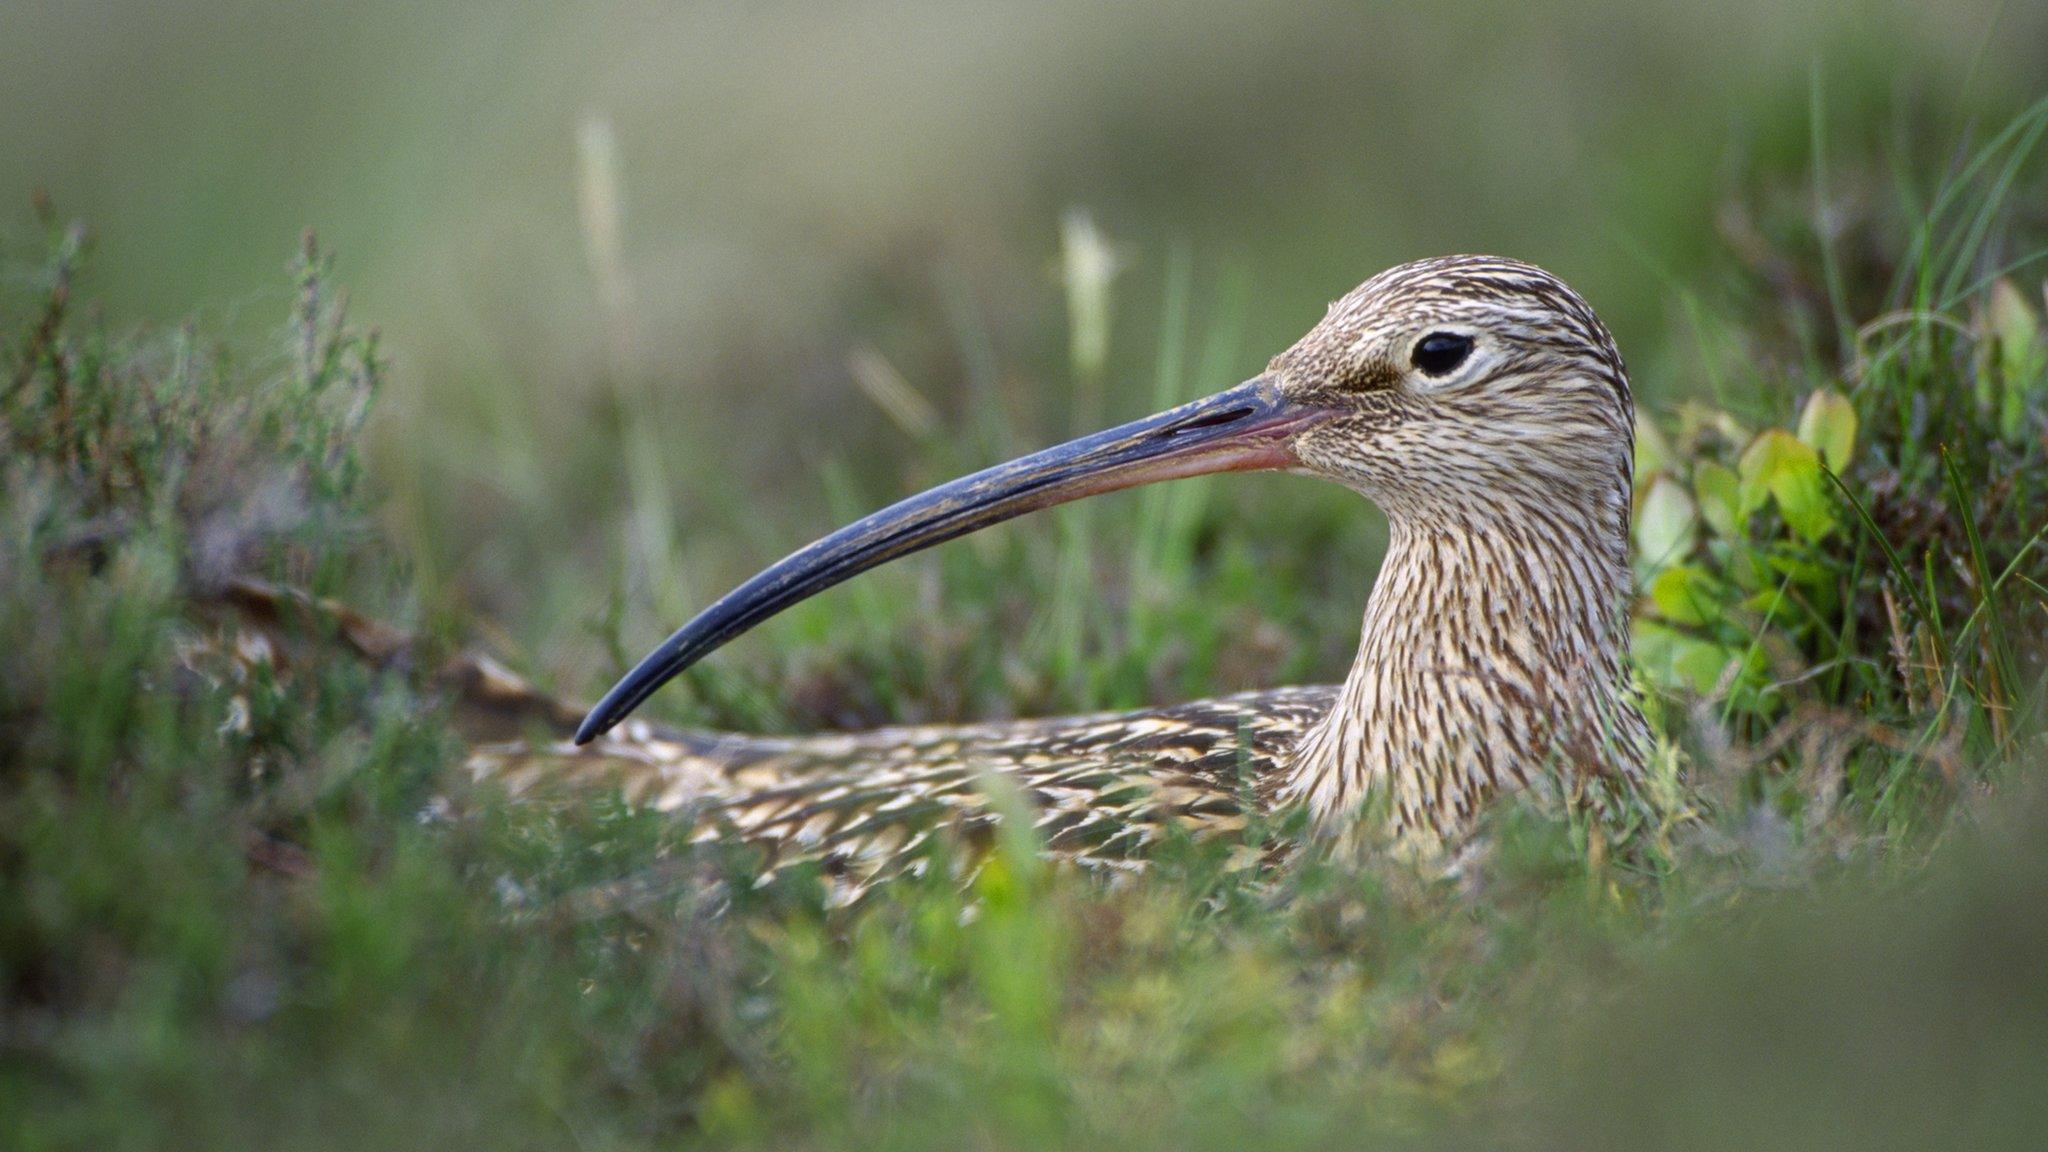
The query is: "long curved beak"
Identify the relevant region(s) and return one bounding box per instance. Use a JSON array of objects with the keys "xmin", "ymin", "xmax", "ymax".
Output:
[{"xmin": 575, "ymin": 376, "xmax": 1334, "ymax": 744}]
